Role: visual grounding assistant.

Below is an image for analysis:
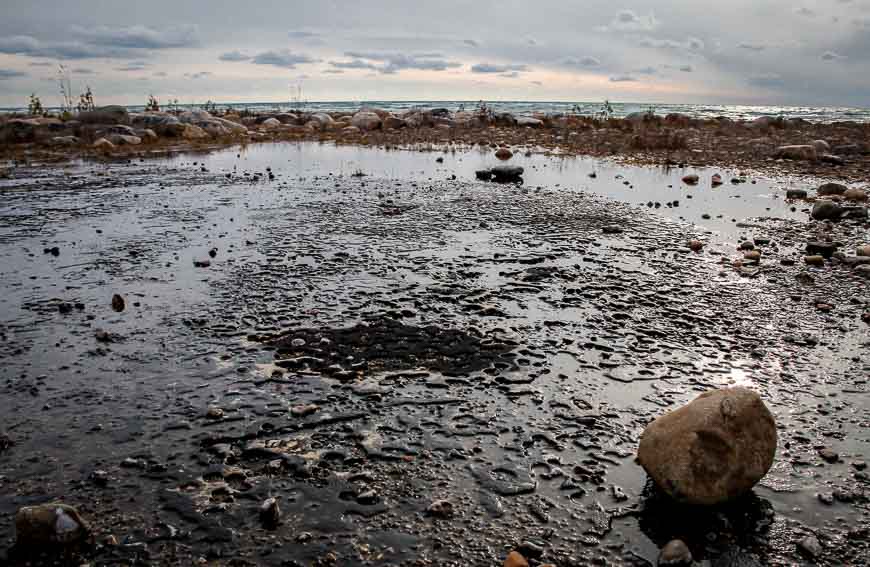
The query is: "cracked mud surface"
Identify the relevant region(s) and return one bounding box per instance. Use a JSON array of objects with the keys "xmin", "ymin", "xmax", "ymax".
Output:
[{"xmin": 0, "ymin": 142, "xmax": 868, "ymax": 566}]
